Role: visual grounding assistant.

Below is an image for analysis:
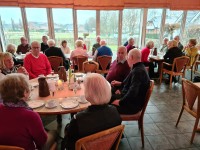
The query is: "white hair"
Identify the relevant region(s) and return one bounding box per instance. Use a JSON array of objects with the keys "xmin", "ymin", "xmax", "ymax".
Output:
[
  {"xmin": 47, "ymin": 39, "xmax": 56, "ymax": 47},
  {"xmin": 84, "ymin": 73, "xmax": 111, "ymax": 105},
  {"xmin": 128, "ymin": 48, "xmax": 141, "ymax": 61}
]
